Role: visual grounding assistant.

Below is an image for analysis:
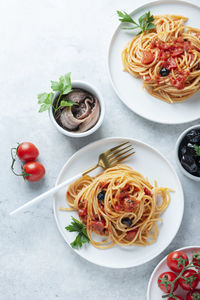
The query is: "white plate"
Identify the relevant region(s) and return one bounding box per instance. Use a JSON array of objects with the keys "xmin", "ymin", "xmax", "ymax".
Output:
[
  {"xmin": 53, "ymin": 137, "xmax": 184, "ymax": 268},
  {"xmin": 147, "ymin": 246, "xmax": 200, "ymax": 299},
  {"xmin": 108, "ymin": 0, "xmax": 200, "ymax": 124}
]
